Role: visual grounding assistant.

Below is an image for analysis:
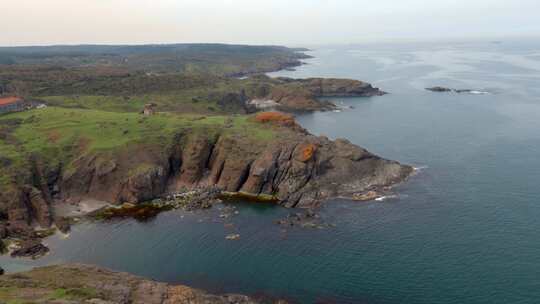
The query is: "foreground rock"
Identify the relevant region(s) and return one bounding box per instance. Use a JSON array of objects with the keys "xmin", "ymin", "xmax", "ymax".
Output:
[
  {"xmin": 10, "ymin": 240, "xmax": 50, "ymax": 259},
  {"xmin": 0, "ymin": 264, "xmax": 287, "ymax": 303}
]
